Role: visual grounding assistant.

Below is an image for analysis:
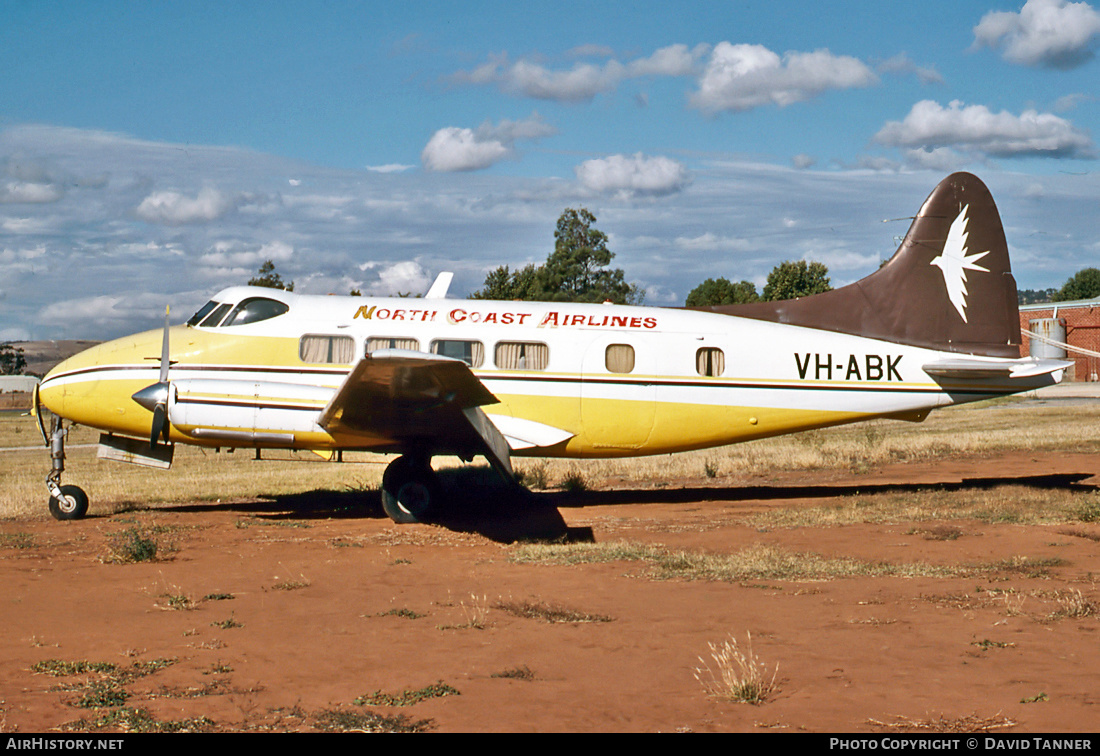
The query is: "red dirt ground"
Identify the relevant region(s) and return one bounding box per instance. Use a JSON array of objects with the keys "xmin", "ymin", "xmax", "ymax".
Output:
[{"xmin": 1, "ymin": 451, "xmax": 1098, "ymax": 733}]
